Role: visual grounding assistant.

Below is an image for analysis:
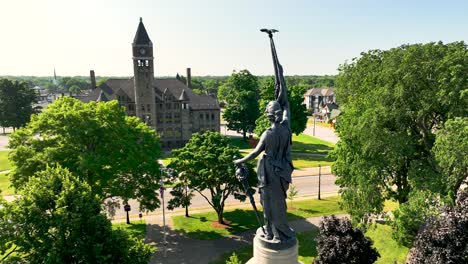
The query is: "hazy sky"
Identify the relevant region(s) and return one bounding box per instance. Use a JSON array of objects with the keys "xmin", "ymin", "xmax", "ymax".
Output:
[{"xmin": 1, "ymin": 0, "xmax": 467, "ymax": 77}]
